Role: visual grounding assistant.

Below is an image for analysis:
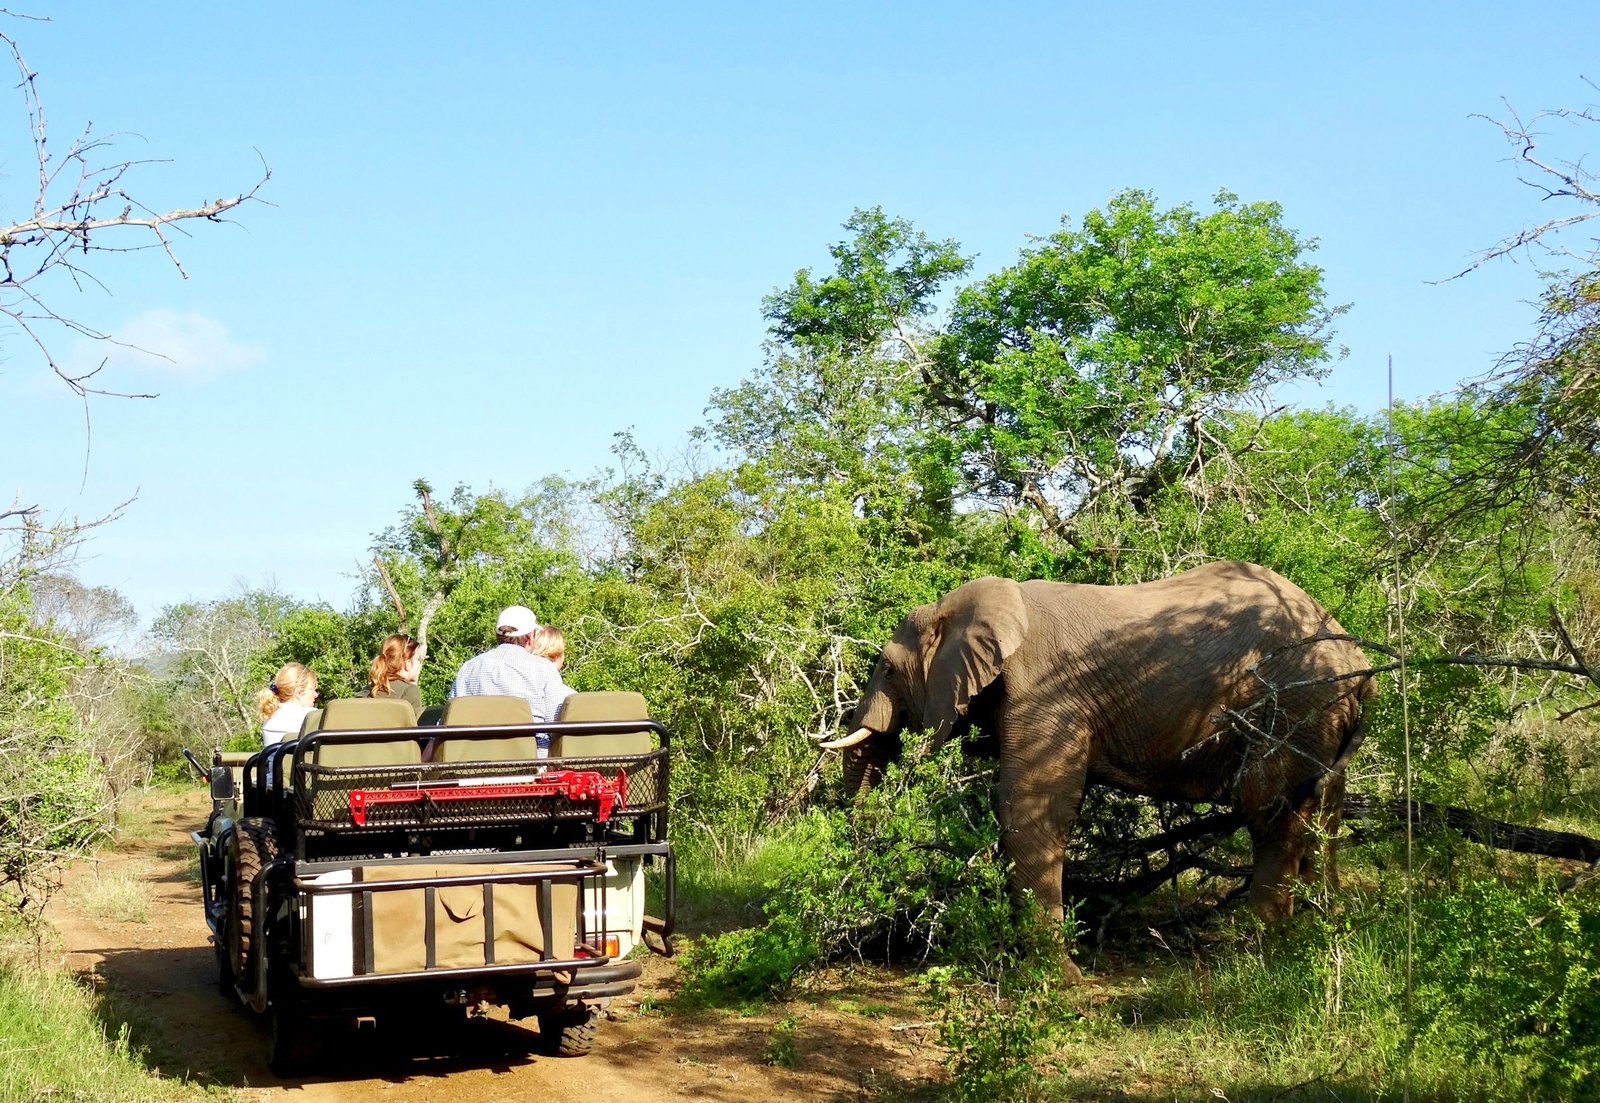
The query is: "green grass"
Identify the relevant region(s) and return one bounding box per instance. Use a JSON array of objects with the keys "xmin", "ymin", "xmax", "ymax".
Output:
[
  {"xmin": 660, "ymin": 783, "xmax": 1600, "ymax": 1102},
  {"xmin": 75, "ymin": 864, "xmax": 154, "ymax": 924},
  {"xmin": 0, "ymin": 939, "xmax": 221, "ymax": 1103},
  {"xmin": 666, "ymin": 813, "xmax": 833, "ymax": 933},
  {"xmin": 1020, "ymin": 876, "xmax": 1600, "ymax": 1103}
]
